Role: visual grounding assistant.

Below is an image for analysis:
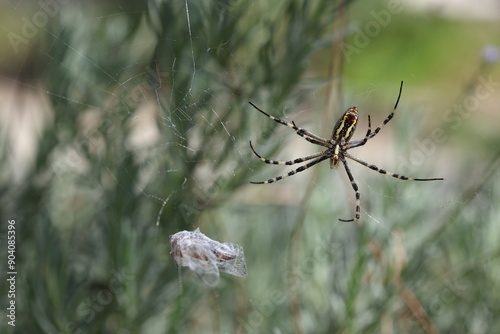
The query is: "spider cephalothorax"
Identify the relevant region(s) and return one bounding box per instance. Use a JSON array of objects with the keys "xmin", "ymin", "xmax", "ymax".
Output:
[{"xmin": 249, "ymin": 82, "xmax": 443, "ymax": 222}]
